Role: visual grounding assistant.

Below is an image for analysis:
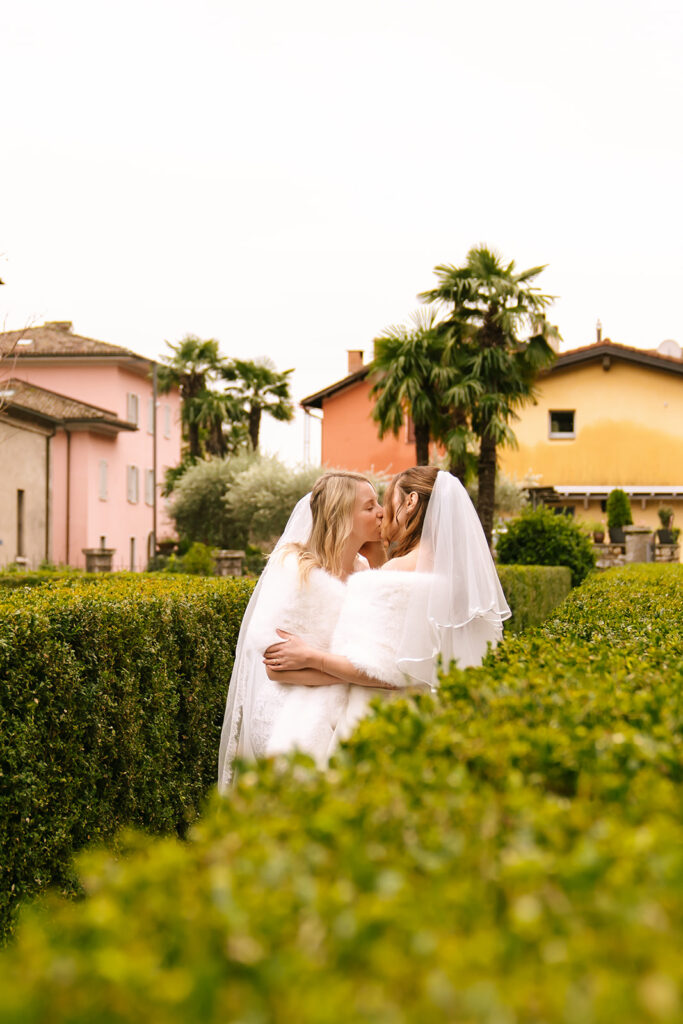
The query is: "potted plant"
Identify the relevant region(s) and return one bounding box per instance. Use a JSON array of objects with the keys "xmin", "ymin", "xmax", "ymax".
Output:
[
  {"xmin": 657, "ymin": 506, "xmax": 675, "ymax": 544},
  {"xmin": 583, "ymin": 519, "xmax": 606, "ymax": 543},
  {"xmin": 606, "ymin": 488, "xmax": 633, "ymax": 543}
]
